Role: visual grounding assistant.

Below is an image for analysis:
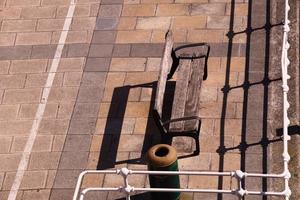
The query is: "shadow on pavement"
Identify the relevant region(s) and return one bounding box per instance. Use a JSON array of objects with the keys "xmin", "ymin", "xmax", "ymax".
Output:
[{"xmin": 217, "ymin": 0, "xmax": 283, "ymax": 199}]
